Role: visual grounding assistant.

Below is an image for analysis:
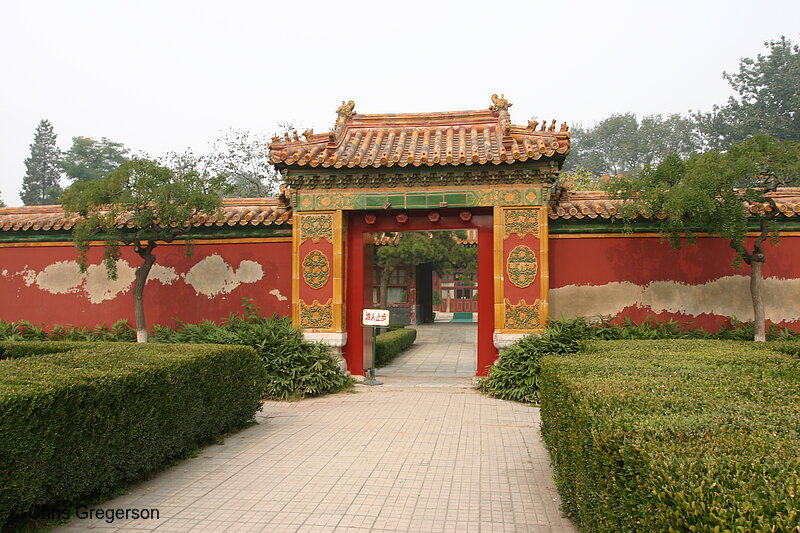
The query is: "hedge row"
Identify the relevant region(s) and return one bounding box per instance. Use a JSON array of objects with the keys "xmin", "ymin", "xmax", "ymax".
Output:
[
  {"xmin": 375, "ymin": 328, "xmax": 417, "ymax": 367},
  {"xmin": 0, "ymin": 341, "xmax": 91, "ymax": 361},
  {"xmin": 540, "ymin": 340, "xmax": 800, "ymax": 532},
  {"xmin": 0, "ymin": 342, "xmax": 265, "ymax": 527}
]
